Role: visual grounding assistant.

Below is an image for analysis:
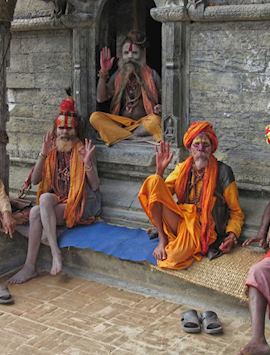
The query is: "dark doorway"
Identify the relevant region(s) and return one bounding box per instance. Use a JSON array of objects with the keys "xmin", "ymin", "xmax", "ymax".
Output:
[{"xmin": 96, "ymin": 0, "xmax": 161, "ymax": 112}]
